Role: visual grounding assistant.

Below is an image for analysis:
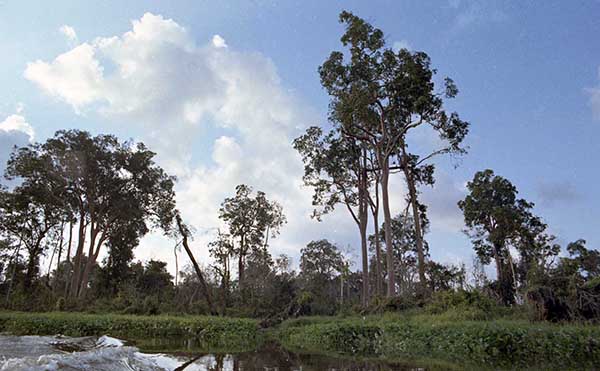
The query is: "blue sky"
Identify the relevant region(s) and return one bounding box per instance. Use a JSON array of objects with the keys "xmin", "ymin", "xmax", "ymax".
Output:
[{"xmin": 1, "ymin": 0, "xmax": 599, "ymax": 274}]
